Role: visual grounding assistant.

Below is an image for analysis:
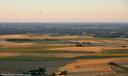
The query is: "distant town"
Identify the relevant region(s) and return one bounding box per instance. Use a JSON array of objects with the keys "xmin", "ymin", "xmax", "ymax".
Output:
[{"xmin": 0, "ymin": 22, "xmax": 128, "ymax": 38}]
